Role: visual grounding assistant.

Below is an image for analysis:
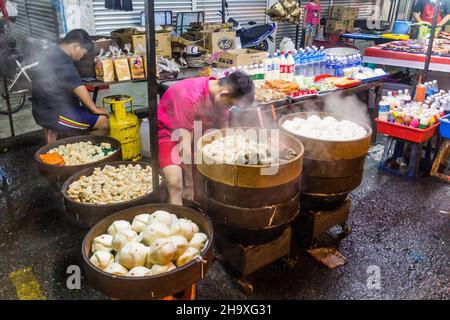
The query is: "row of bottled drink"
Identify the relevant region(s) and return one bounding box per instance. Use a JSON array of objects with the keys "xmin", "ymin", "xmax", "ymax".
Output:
[
  {"xmin": 378, "ymin": 83, "xmax": 449, "ymax": 129},
  {"xmin": 226, "ymin": 47, "xmax": 364, "ymax": 87}
]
